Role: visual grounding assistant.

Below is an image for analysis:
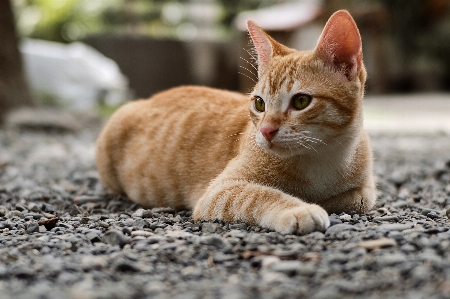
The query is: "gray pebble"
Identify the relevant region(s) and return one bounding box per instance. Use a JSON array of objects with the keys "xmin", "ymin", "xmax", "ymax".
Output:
[
  {"xmin": 377, "ymin": 223, "xmax": 414, "ymax": 231},
  {"xmin": 113, "ymin": 260, "xmax": 141, "ymax": 272},
  {"xmin": 86, "ymin": 232, "xmax": 102, "ymax": 243},
  {"xmin": 103, "ymin": 229, "xmax": 129, "ymax": 248},
  {"xmin": 325, "ymin": 224, "xmax": 358, "ymax": 235},
  {"xmin": 270, "ymin": 260, "xmax": 302, "ymax": 276},
  {"xmin": 213, "ymin": 253, "xmax": 238, "ymax": 263},
  {"xmin": 68, "ymin": 205, "xmax": 82, "ymax": 216},
  {"xmin": 373, "ymin": 215, "xmax": 400, "ymax": 222},
  {"xmin": 26, "ymin": 222, "xmax": 39, "ymax": 234},
  {"xmin": 5, "ymin": 210, "xmax": 23, "ymax": 218},
  {"xmin": 229, "ymin": 223, "xmax": 247, "ymax": 230},
  {"xmin": 151, "ymin": 207, "xmax": 176, "ymax": 214},
  {"xmin": 199, "ymin": 235, "xmax": 232, "ymax": 251},
  {"xmin": 377, "ymin": 253, "xmax": 407, "ymax": 267},
  {"xmin": 201, "ymin": 222, "xmax": 221, "ymax": 233}
]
